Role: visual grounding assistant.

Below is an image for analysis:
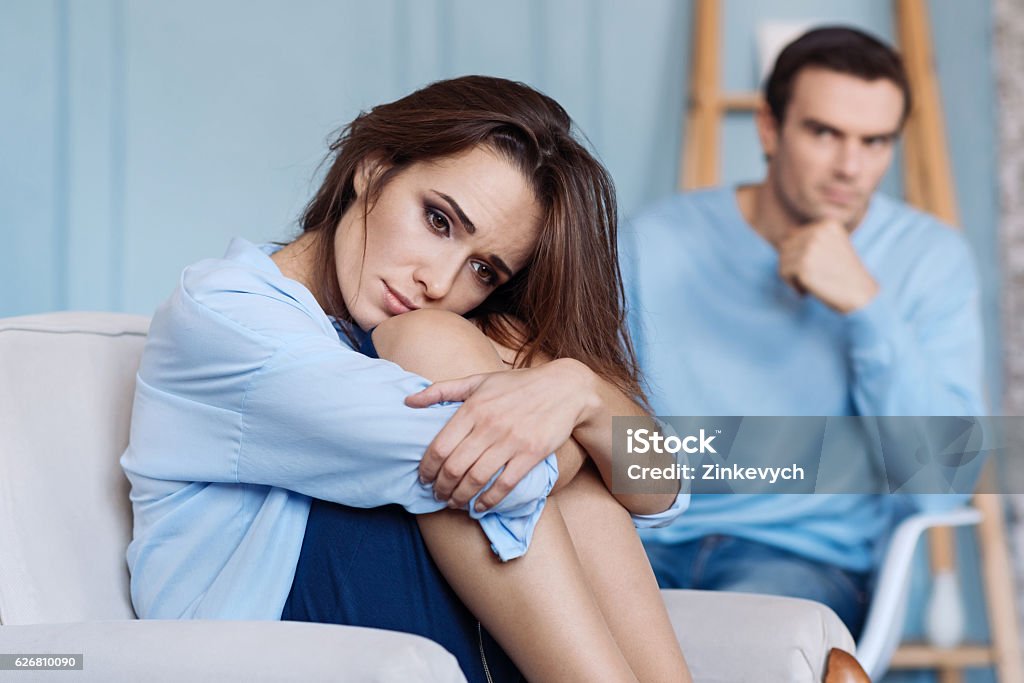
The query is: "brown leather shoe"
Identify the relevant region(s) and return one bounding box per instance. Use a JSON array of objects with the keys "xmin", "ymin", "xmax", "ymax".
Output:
[{"xmin": 823, "ymin": 648, "xmax": 871, "ymax": 683}]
